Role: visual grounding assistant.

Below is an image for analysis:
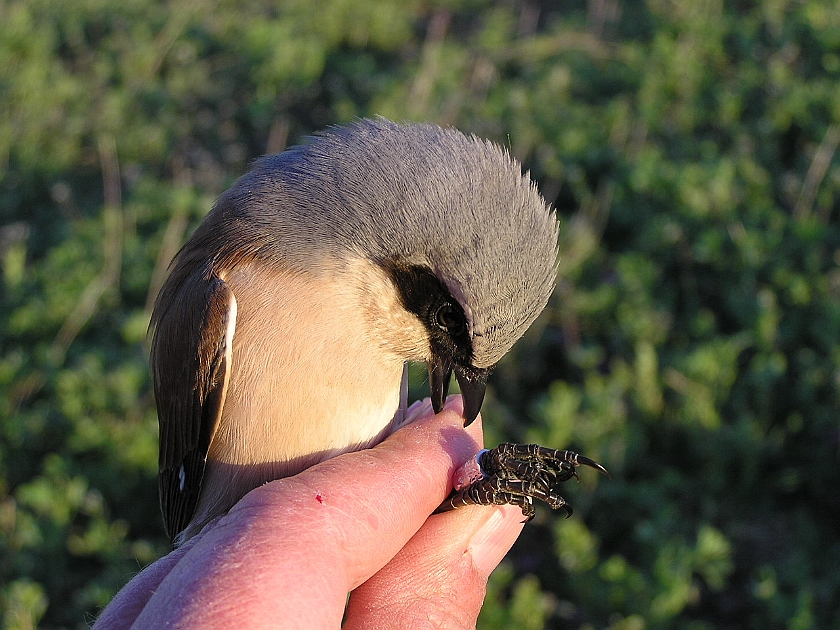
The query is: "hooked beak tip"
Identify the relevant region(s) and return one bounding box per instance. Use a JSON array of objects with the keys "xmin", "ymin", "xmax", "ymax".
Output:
[
  {"xmin": 454, "ymin": 366, "xmax": 488, "ymax": 427},
  {"xmin": 427, "ymin": 360, "xmax": 489, "ymax": 426}
]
